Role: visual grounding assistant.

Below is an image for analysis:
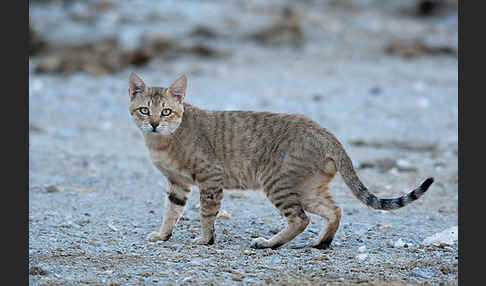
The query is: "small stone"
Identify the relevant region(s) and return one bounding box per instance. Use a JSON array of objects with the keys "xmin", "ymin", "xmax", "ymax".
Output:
[
  {"xmin": 396, "ymin": 159, "xmax": 418, "ymax": 172},
  {"xmin": 386, "ymin": 239, "xmax": 394, "ymax": 248},
  {"xmin": 107, "ymin": 223, "xmax": 118, "ymax": 232},
  {"xmin": 76, "ymin": 188, "xmax": 98, "ymax": 193},
  {"xmin": 29, "ymin": 265, "xmax": 48, "ymax": 276},
  {"xmin": 75, "ymin": 219, "xmax": 90, "ymax": 227},
  {"xmin": 394, "ymin": 238, "xmax": 406, "ymax": 248},
  {"xmin": 422, "ymin": 226, "xmax": 458, "ymax": 247},
  {"xmin": 377, "ymin": 223, "xmax": 393, "ymax": 230},
  {"xmin": 311, "ymin": 94, "xmax": 324, "ymax": 101},
  {"xmin": 45, "ymin": 185, "xmax": 61, "ymax": 193},
  {"xmin": 31, "ymin": 79, "xmax": 43, "ymax": 92},
  {"xmin": 369, "ymin": 86, "xmax": 381, "ymax": 95},
  {"xmin": 413, "ymin": 81, "xmax": 427, "ymax": 92},
  {"xmin": 101, "ymin": 121, "xmax": 113, "ymax": 130},
  {"xmin": 411, "ymin": 268, "xmax": 434, "ymax": 279},
  {"xmin": 417, "ymin": 97, "xmax": 430, "ymax": 108},
  {"xmin": 358, "ymin": 245, "xmax": 367, "ymax": 253},
  {"xmin": 356, "ymin": 253, "xmax": 368, "ymax": 262},
  {"xmin": 55, "ymin": 130, "xmax": 73, "ymax": 139},
  {"xmin": 60, "ymin": 221, "xmax": 75, "ymax": 228},
  {"xmin": 217, "ymin": 210, "xmax": 232, "ymax": 220}
]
